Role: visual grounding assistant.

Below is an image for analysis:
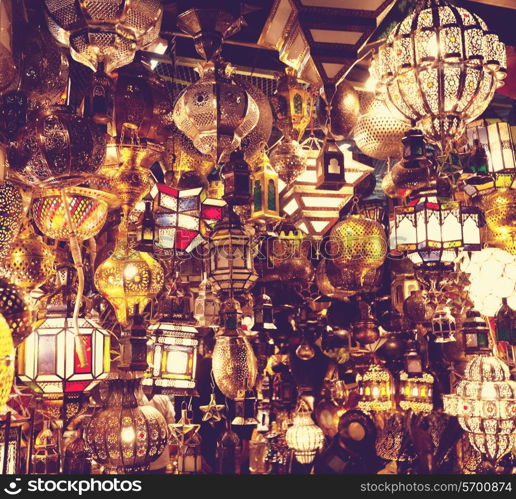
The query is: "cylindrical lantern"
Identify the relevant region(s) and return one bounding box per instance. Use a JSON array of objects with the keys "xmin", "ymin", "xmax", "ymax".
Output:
[
  {"xmin": 357, "ymin": 363, "xmax": 395, "ymax": 412},
  {"xmin": 398, "ymin": 371, "xmax": 434, "ymax": 413},
  {"xmin": 0, "ymin": 180, "xmax": 23, "ymax": 259},
  {"xmin": 85, "ymin": 379, "xmax": 168, "ymax": 473}
]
